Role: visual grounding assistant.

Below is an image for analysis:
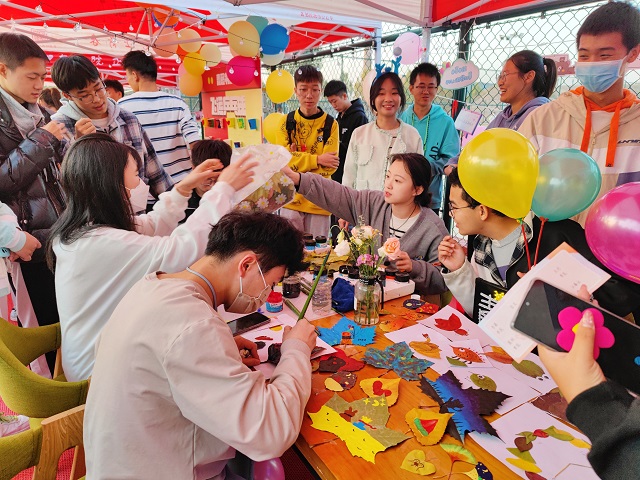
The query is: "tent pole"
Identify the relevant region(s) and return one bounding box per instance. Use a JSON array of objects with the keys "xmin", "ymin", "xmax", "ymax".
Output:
[
  {"xmin": 374, "ymin": 27, "xmax": 382, "ymax": 65},
  {"xmin": 421, "ymin": 27, "xmax": 431, "ymax": 63},
  {"xmin": 452, "ymin": 20, "xmax": 472, "ymax": 118}
]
